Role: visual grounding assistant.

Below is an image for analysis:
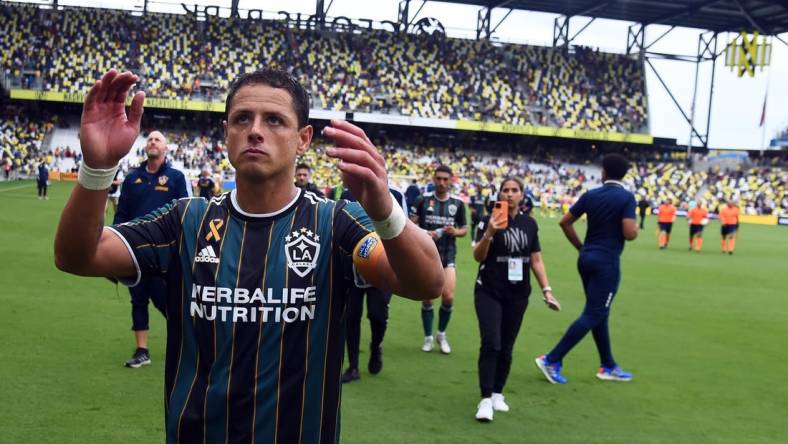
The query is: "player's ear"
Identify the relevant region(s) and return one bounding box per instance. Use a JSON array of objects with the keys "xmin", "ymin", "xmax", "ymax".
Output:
[{"xmin": 296, "ymin": 125, "xmax": 313, "ymax": 156}]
